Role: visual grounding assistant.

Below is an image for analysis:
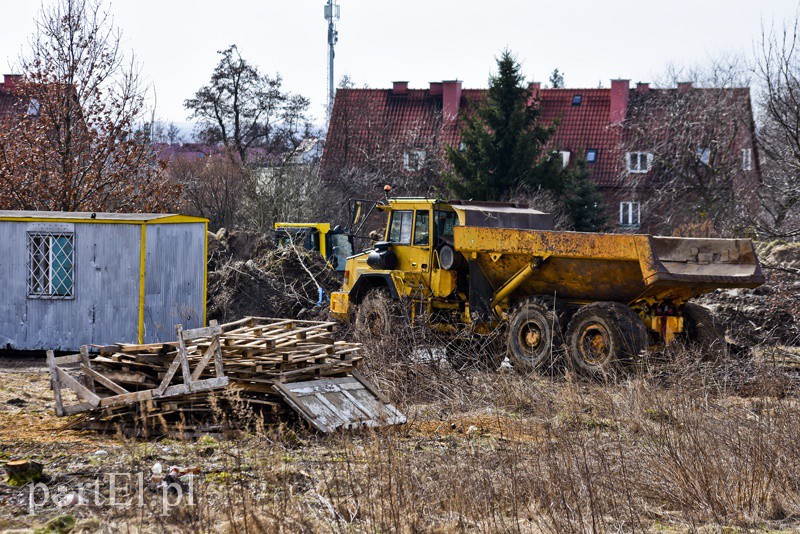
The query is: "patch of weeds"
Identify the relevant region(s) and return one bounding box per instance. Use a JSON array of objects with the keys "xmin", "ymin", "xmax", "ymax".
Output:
[
  {"xmin": 34, "ymin": 513, "xmax": 75, "ymax": 534},
  {"xmin": 645, "ymin": 408, "xmax": 676, "ymax": 424}
]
